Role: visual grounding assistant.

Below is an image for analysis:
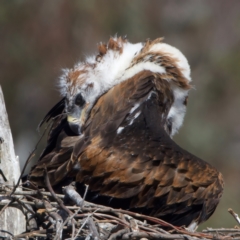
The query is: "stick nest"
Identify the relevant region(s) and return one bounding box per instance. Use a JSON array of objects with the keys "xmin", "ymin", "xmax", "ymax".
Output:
[{"xmin": 1, "ymin": 180, "xmax": 240, "ymax": 240}]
